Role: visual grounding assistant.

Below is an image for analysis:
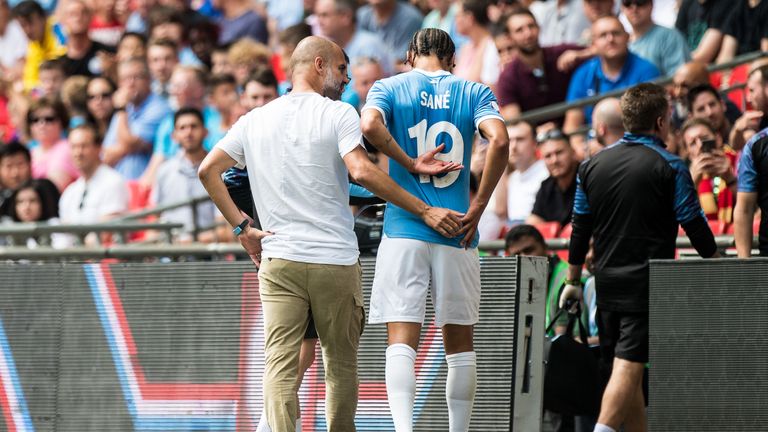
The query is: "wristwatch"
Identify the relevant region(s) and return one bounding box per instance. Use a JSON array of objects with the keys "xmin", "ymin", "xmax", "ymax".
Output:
[
  {"xmin": 564, "ymin": 278, "xmax": 583, "ymax": 287},
  {"xmin": 233, "ymin": 219, "xmax": 250, "ymax": 236}
]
